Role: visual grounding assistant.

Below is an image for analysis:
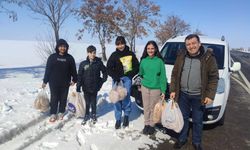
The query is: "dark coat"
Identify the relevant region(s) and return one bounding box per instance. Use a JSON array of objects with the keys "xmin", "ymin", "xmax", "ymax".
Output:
[
  {"xmin": 43, "ymin": 39, "xmax": 77, "ymax": 87},
  {"xmin": 76, "ymin": 57, "xmax": 107, "ymax": 93},
  {"xmin": 170, "ymin": 46, "xmax": 219, "ymax": 104},
  {"xmin": 106, "ymin": 45, "xmax": 139, "ymax": 80}
]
